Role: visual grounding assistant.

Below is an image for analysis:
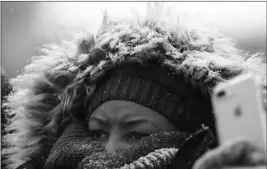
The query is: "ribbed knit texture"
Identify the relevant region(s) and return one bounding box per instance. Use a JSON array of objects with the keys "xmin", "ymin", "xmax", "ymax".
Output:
[
  {"xmin": 87, "ymin": 69, "xmax": 212, "ymax": 133},
  {"xmin": 45, "ymin": 121, "xmax": 106, "ymax": 169},
  {"xmin": 87, "ymin": 72, "xmax": 184, "ymax": 122}
]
